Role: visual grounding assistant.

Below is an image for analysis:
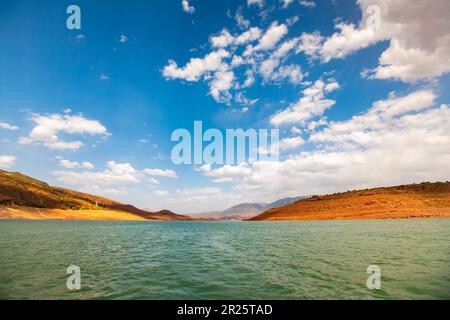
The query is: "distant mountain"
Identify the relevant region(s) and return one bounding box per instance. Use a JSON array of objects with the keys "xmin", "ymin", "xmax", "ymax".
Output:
[
  {"xmin": 220, "ymin": 202, "xmax": 268, "ymax": 219},
  {"xmin": 249, "ymin": 182, "xmax": 450, "ymax": 221},
  {"xmin": 194, "ymin": 196, "xmax": 305, "ymax": 220},
  {"xmin": 0, "ymin": 169, "xmax": 193, "ymax": 221},
  {"xmin": 266, "ymin": 196, "xmax": 305, "ymax": 210}
]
